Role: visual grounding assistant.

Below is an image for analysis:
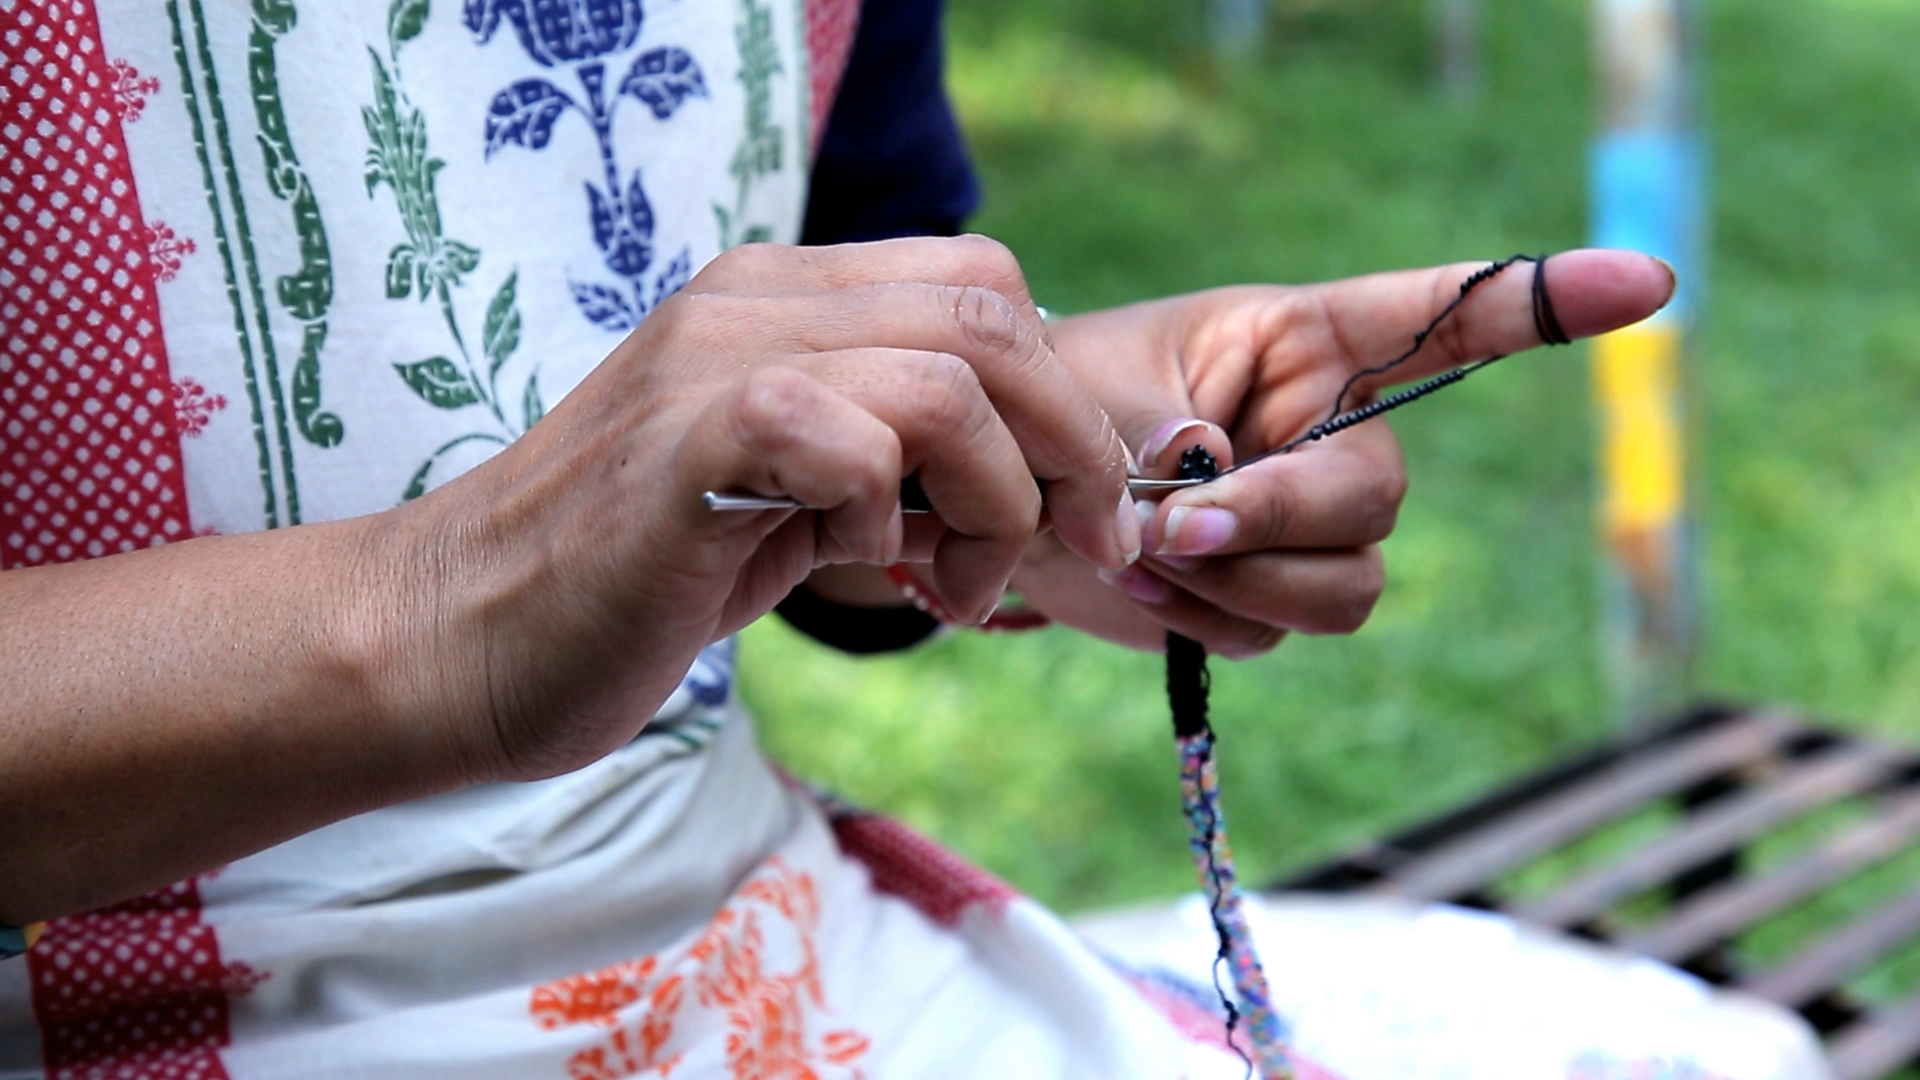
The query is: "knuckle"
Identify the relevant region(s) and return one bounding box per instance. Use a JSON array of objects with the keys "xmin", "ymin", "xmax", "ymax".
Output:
[
  {"xmin": 1361, "ymin": 470, "xmax": 1408, "ymax": 541},
  {"xmin": 1245, "ymin": 626, "xmax": 1288, "ymax": 655},
  {"xmin": 949, "ymin": 234, "xmax": 1024, "ymax": 286},
  {"xmin": 856, "ymin": 441, "xmax": 900, "ymax": 505},
  {"xmin": 1318, "ymin": 555, "xmax": 1385, "ymax": 634},
  {"xmin": 1436, "ymin": 311, "xmax": 1473, "ymax": 366},
  {"xmin": 1219, "ymin": 625, "xmax": 1286, "ymax": 660},
  {"xmin": 657, "ymin": 290, "xmax": 734, "ymax": 341},
  {"xmin": 732, "ymin": 367, "xmax": 815, "ymax": 454},
  {"xmin": 1255, "ymin": 479, "xmax": 1302, "ymax": 549},
  {"xmin": 1378, "ymin": 464, "xmax": 1410, "ymax": 511},
  {"xmin": 702, "ymin": 242, "xmax": 781, "ymax": 286},
  {"xmin": 949, "ymin": 285, "xmax": 1027, "ymax": 360},
  {"xmin": 911, "ymin": 352, "xmax": 987, "ymax": 433},
  {"xmin": 1432, "ymin": 273, "xmax": 1477, "ymax": 363}
]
